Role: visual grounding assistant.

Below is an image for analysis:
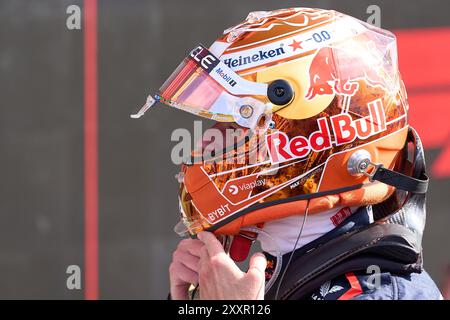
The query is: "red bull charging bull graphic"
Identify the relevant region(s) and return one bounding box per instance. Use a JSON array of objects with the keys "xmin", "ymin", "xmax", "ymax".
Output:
[{"xmin": 305, "ymin": 44, "xmax": 395, "ymax": 101}]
